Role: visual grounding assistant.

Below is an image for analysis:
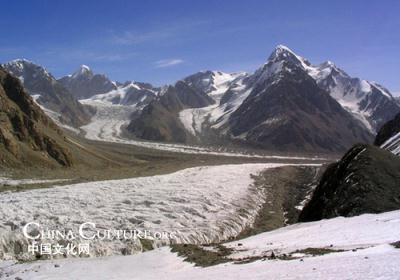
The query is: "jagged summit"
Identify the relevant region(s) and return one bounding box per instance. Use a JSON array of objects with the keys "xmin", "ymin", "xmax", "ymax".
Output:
[
  {"xmin": 2, "ymin": 59, "xmax": 53, "ymax": 80},
  {"xmin": 58, "ymin": 65, "xmax": 117, "ymax": 99},
  {"xmin": 182, "ymin": 70, "xmax": 244, "ymax": 98},
  {"xmin": 270, "ymin": 44, "xmax": 296, "ymax": 56},
  {"xmin": 267, "ymin": 44, "xmax": 310, "ymax": 67},
  {"xmin": 7, "ymin": 58, "xmax": 35, "ymax": 65},
  {"xmin": 71, "ymin": 64, "xmax": 93, "ymax": 78}
]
